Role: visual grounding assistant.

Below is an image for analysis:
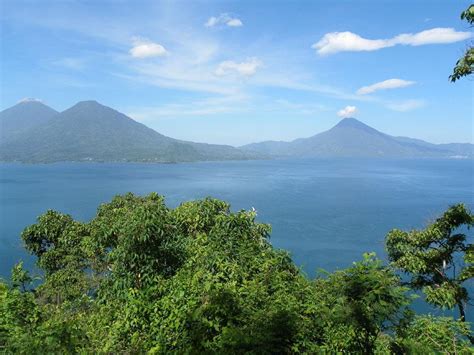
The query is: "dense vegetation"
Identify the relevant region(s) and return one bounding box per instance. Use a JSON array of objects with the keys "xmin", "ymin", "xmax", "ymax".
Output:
[
  {"xmin": 450, "ymin": 4, "xmax": 474, "ymax": 82},
  {"xmin": 0, "ymin": 193, "xmax": 472, "ymax": 353}
]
